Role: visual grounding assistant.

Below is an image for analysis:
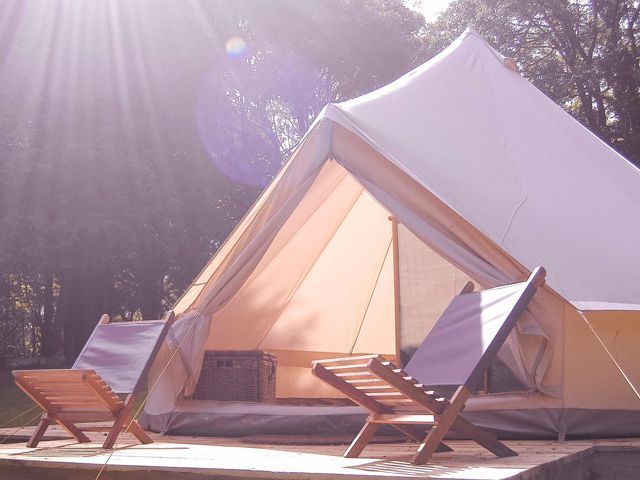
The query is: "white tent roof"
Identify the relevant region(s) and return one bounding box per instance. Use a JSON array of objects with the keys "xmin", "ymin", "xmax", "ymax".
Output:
[{"xmin": 324, "ymin": 28, "xmax": 640, "ymax": 311}]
